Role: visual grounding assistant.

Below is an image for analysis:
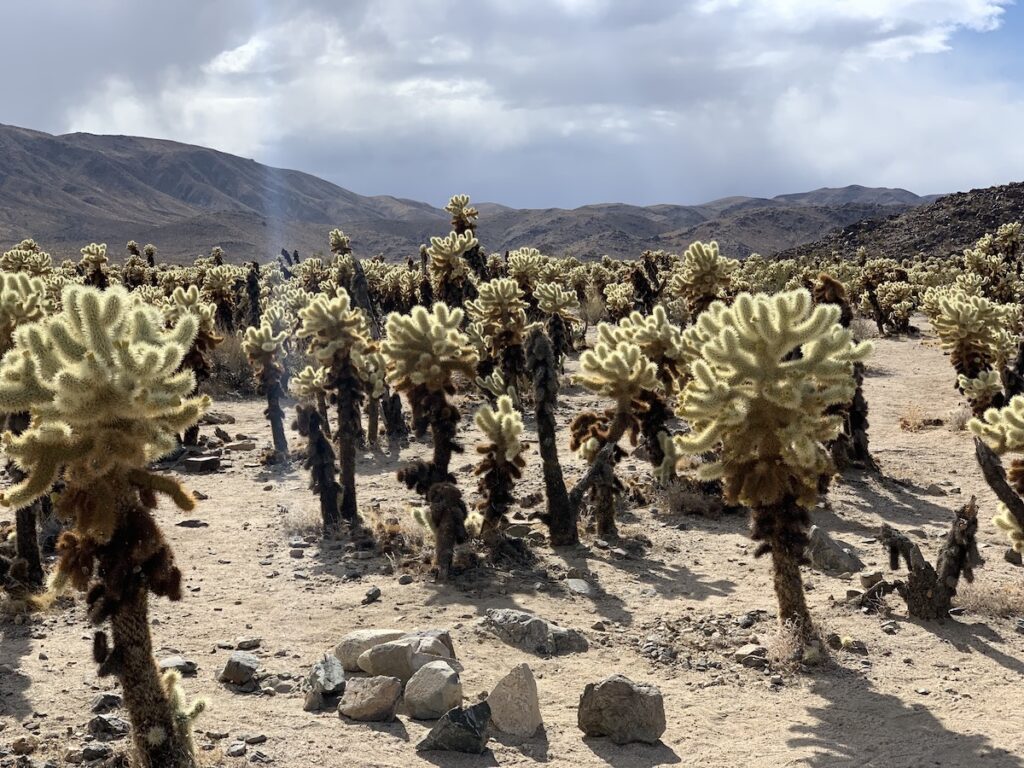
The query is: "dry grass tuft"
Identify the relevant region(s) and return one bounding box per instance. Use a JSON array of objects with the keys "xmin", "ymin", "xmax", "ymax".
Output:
[
  {"xmin": 581, "ymin": 286, "xmax": 607, "ymax": 325},
  {"xmin": 946, "ymin": 404, "xmax": 972, "ymax": 432},
  {"xmin": 899, "ymin": 404, "xmax": 944, "ymax": 432},
  {"xmin": 205, "ymin": 332, "xmax": 258, "ymax": 398},
  {"xmin": 765, "ymin": 619, "xmax": 830, "ymax": 673},
  {"xmin": 955, "ymin": 578, "xmax": 1024, "ymax": 618},
  {"xmin": 851, "ymin": 317, "xmax": 880, "ymax": 340}
]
